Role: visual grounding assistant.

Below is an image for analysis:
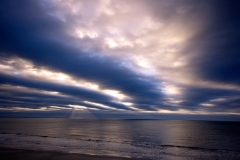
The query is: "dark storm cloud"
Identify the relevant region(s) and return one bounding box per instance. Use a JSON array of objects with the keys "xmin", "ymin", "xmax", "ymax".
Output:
[
  {"xmin": 182, "ymin": 1, "xmax": 240, "ymax": 85},
  {"xmin": 0, "ymin": 0, "xmax": 240, "ymax": 119},
  {"xmin": 0, "ymin": 74, "xmax": 132, "ymax": 110},
  {"xmin": 0, "ymin": 89, "xmax": 75, "ymax": 108},
  {"xmin": 0, "ymin": 0, "xmax": 164, "ymax": 111},
  {"xmin": 0, "ymin": 85, "xmax": 130, "ymax": 111},
  {"xmin": 0, "ymin": 74, "xmax": 111, "ymax": 101},
  {"xmin": 209, "ymin": 98, "xmax": 240, "ymax": 112},
  {"xmin": 0, "ymin": 93, "xmax": 110, "ymax": 111},
  {"xmin": 178, "ymin": 85, "xmax": 240, "ymax": 112}
]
